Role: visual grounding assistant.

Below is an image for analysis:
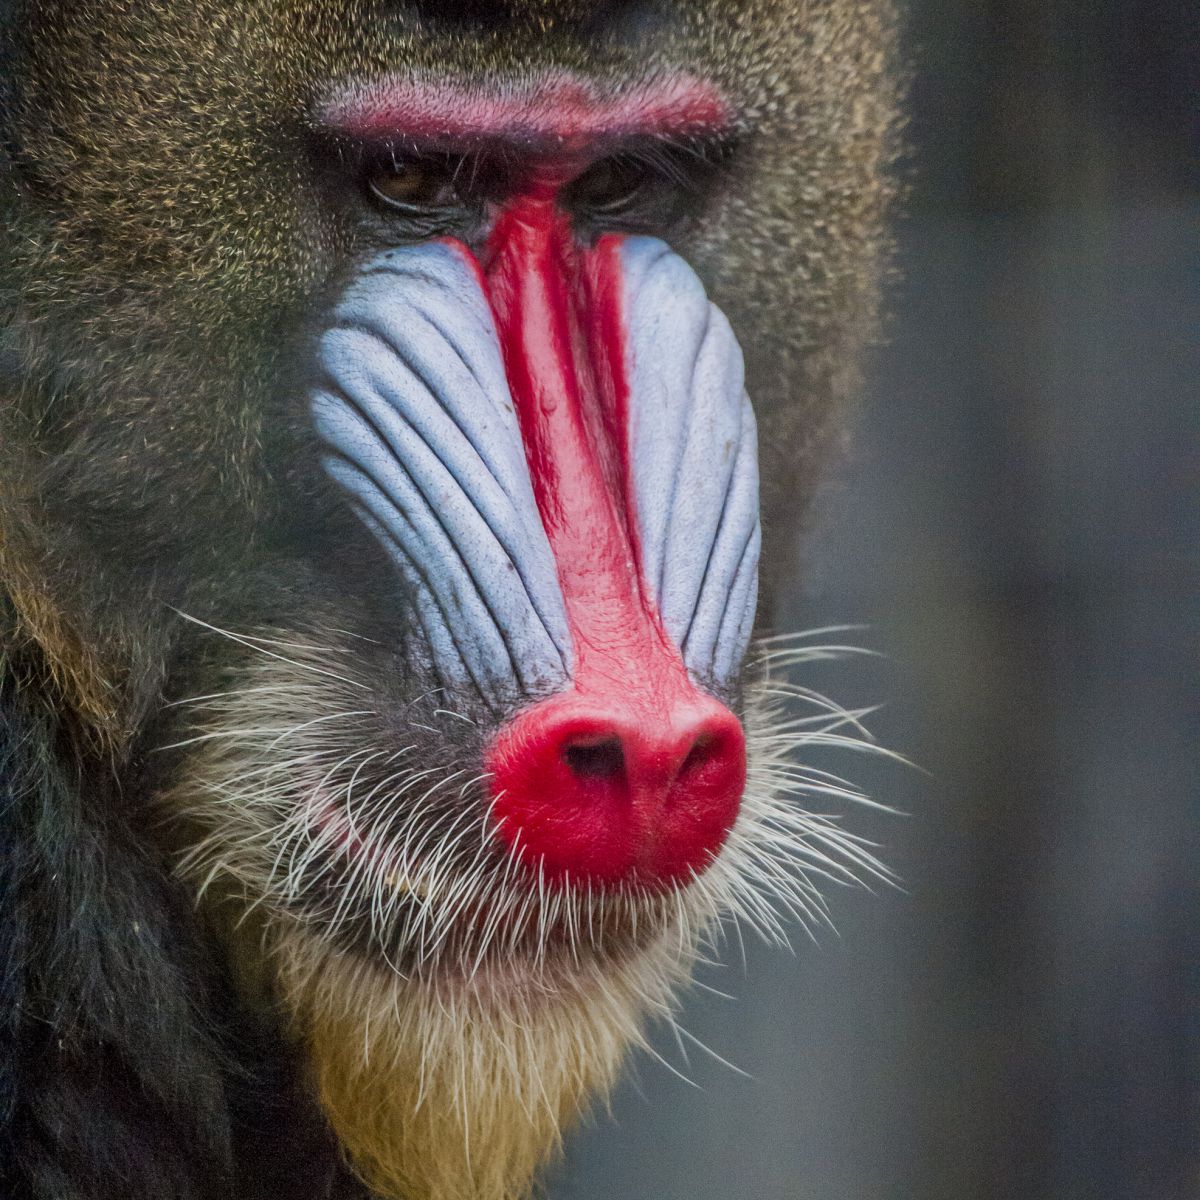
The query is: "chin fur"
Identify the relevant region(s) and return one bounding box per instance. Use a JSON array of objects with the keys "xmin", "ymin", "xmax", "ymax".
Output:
[
  {"xmin": 156, "ymin": 619, "xmax": 893, "ymax": 1199},
  {"xmin": 274, "ymin": 923, "xmax": 690, "ymax": 1200}
]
